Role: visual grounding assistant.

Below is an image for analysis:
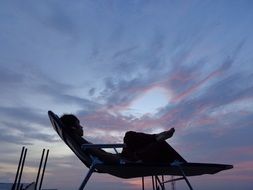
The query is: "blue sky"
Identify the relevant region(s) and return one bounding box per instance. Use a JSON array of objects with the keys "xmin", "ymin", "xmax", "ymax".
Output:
[{"xmin": 0, "ymin": 1, "xmax": 253, "ymax": 190}]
